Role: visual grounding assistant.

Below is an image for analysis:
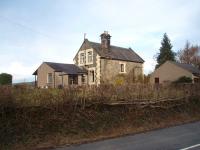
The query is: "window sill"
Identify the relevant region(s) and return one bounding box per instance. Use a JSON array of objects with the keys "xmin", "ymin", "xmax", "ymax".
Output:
[
  {"xmin": 89, "ymin": 82, "xmax": 95, "ymax": 85},
  {"xmin": 79, "ymin": 63, "xmax": 85, "ymax": 66},
  {"xmin": 86, "ymin": 62, "xmax": 93, "ymax": 65}
]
